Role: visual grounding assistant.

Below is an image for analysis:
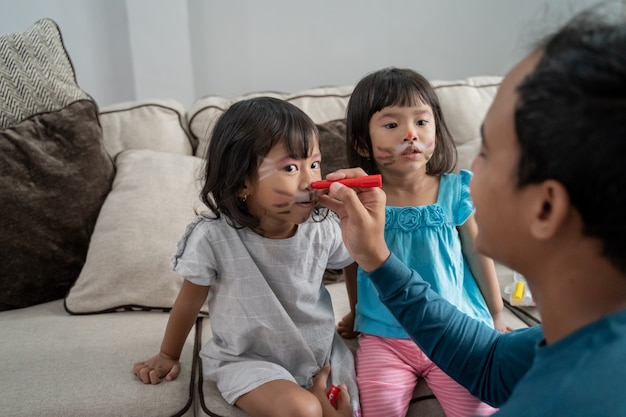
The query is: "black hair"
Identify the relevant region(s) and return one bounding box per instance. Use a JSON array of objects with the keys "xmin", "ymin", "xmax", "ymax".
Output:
[
  {"xmin": 514, "ymin": 3, "xmax": 626, "ymax": 272},
  {"xmin": 346, "ymin": 67, "xmax": 457, "ymax": 175},
  {"xmin": 199, "ymin": 96, "xmax": 322, "ymax": 232}
]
